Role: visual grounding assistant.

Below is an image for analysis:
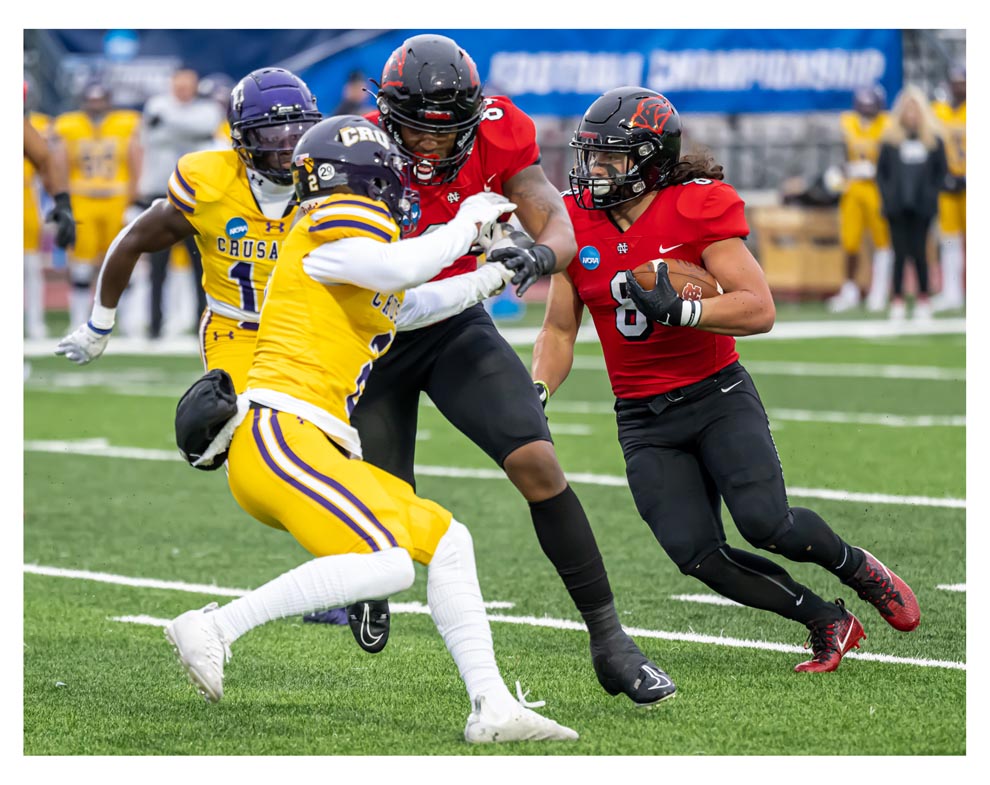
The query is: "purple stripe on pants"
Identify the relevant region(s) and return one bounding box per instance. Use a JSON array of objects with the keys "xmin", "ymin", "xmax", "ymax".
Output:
[{"xmin": 250, "ymin": 408, "xmax": 380, "ymax": 551}]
